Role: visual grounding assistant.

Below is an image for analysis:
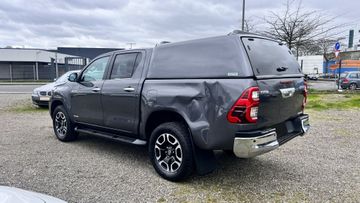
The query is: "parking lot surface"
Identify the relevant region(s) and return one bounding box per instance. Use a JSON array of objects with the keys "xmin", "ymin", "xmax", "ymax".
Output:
[
  {"xmin": 0, "ymin": 94, "xmax": 359, "ymax": 202},
  {"xmin": 307, "ymin": 80, "xmax": 338, "ymax": 91}
]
